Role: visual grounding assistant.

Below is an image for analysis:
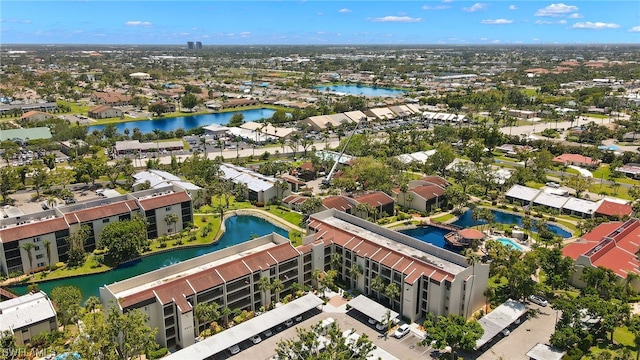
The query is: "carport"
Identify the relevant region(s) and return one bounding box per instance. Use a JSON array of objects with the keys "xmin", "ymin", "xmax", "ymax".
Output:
[
  {"xmin": 475, "ymin": 299, "xmax": 528, "ymax": 350},
  {"xmin": 165, "ymin": 293, "xmax": 323, "ymax": 360},
  {"xmin": 347, "ymin": 295, "xmax": 399, "ymax": 324}
]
